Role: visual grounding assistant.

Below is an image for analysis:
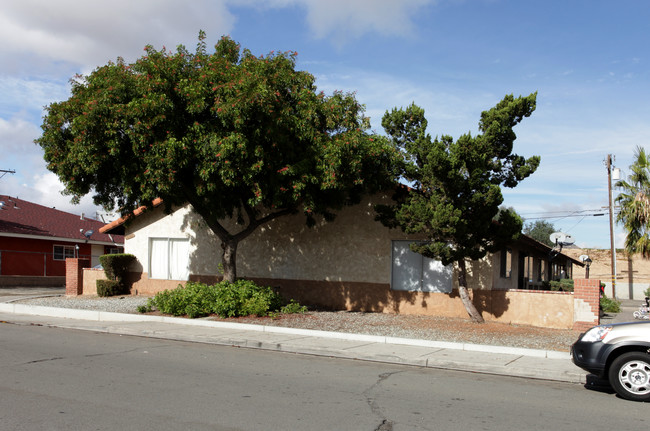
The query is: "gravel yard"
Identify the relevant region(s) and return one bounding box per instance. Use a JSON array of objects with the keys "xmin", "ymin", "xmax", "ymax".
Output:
[{"xmin": 14, "ymin": 295, "xmax": 581, "ymax": 352}]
